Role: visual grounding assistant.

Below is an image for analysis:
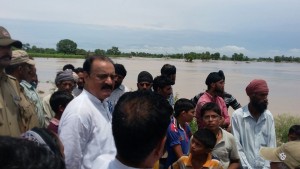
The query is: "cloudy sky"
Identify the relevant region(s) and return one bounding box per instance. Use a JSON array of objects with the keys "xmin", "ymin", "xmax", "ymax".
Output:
[{"xmin": 1, "ymin": 0, "xmax": 300, "ymax": 57}]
